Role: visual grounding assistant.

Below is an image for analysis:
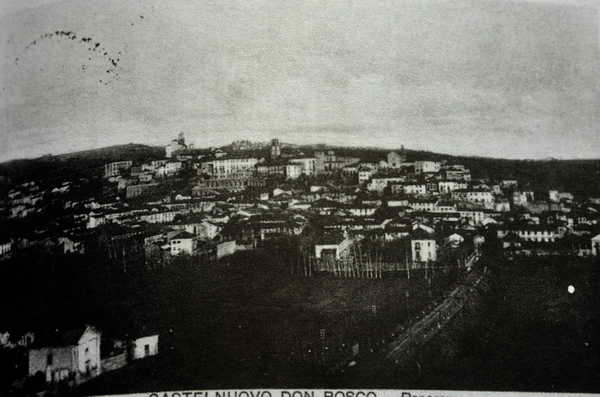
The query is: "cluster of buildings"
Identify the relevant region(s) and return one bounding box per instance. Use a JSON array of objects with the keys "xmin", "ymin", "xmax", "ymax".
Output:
[
  {"xmin": 2, "ymin": 134, "xmax": 600, "ymax": 389},
  {"xmin": 2, "ymin": 135, "xmax": 600, "ymax": 268},
  {"xmin": 1, "ymin": 325, "xmax": 159, "ymax": 387}
]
